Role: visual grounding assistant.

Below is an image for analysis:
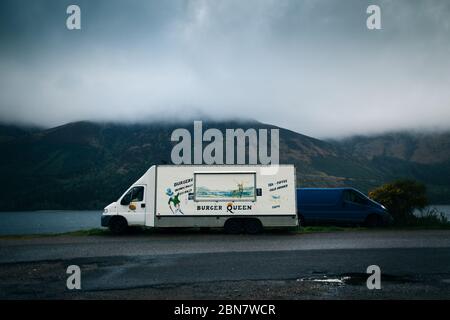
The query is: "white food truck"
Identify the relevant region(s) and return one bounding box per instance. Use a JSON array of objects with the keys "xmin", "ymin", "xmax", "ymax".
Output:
[{"xmin": 101, "ymin": 164, "xmax": 297, "ymax": 234}]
